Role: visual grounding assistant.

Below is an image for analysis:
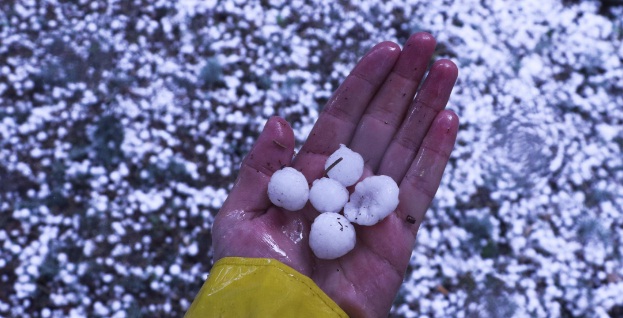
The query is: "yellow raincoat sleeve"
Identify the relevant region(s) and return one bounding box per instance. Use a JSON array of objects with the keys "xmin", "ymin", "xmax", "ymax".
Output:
[{"xmin": 185, "ymin": 257, "xmax": 348, "ymax": 318}]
